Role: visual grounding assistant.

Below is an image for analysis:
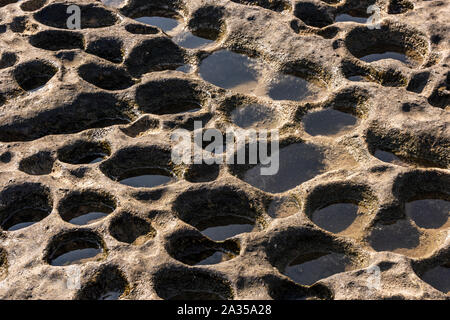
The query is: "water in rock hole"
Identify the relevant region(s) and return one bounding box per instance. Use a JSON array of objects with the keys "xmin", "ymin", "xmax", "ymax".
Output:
[
  {"xmin": 231, "ymin": 103, "xmax": 278, "ymax": 129},
  {"xmin": 3, "ymin": 208, "xmax": 49, "ymax": 231},
  {"xmin": 360, "ymin": 51, "xmax": 409, "ymax": 64},
  {"xmin": 134, "ymin": 16, "xmax": 179, "ymax": 32},
  {"xmin": 285, "ymin": 252, "xmax": 354, "ymax": 285},
  {"xmin": 405, "ymin": 199, "xmax": 449, "ymax": 229},
  {"xmin": 374, "ymin": 149, "xmax": 407, "ymax": 166},
  {"xmin": 242, "ymin": 143, "xmax": 325, "ymax": 193},
  {"xmin": 118, "ymin": 169, "xmax": 174, "ymax": 188},
  {"xmin": 303, "ymin": 109, "xmax": 358, "ymax": 137},
  {"xmin": 99, "ymin": 290, "xmax": 123, "ymax": 300},
  {"xmin": 199, "ymin": 217, "xmax": 254, "ymax": 241},
  {"xmin": 69, "ymin": 212, "xmax": 109, "ymax": 225},
  {"xmin": 267, "ymin": 73, "xmax": 322, "ymax": 101},
  {"xmin": 50, "ymin": 248, "xmax": 103, "ymax": 266},
  {"xmin": 420, "ymin": 264, "xmax": 450, "ymax": 294},
  {"xmin": 335, "ymin": 14, "xmax": 368, "ymax": 23},
  {"xmin": 196, "ymin": 251, "xmax": 234, "ymax": 266},
  {"xmin": 311, "ymin": 203, "xmax": 359, "ymax": 233},
  {"xmin": 199, "ymin": 50, "xmax": 259, "ymax": 93}
]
